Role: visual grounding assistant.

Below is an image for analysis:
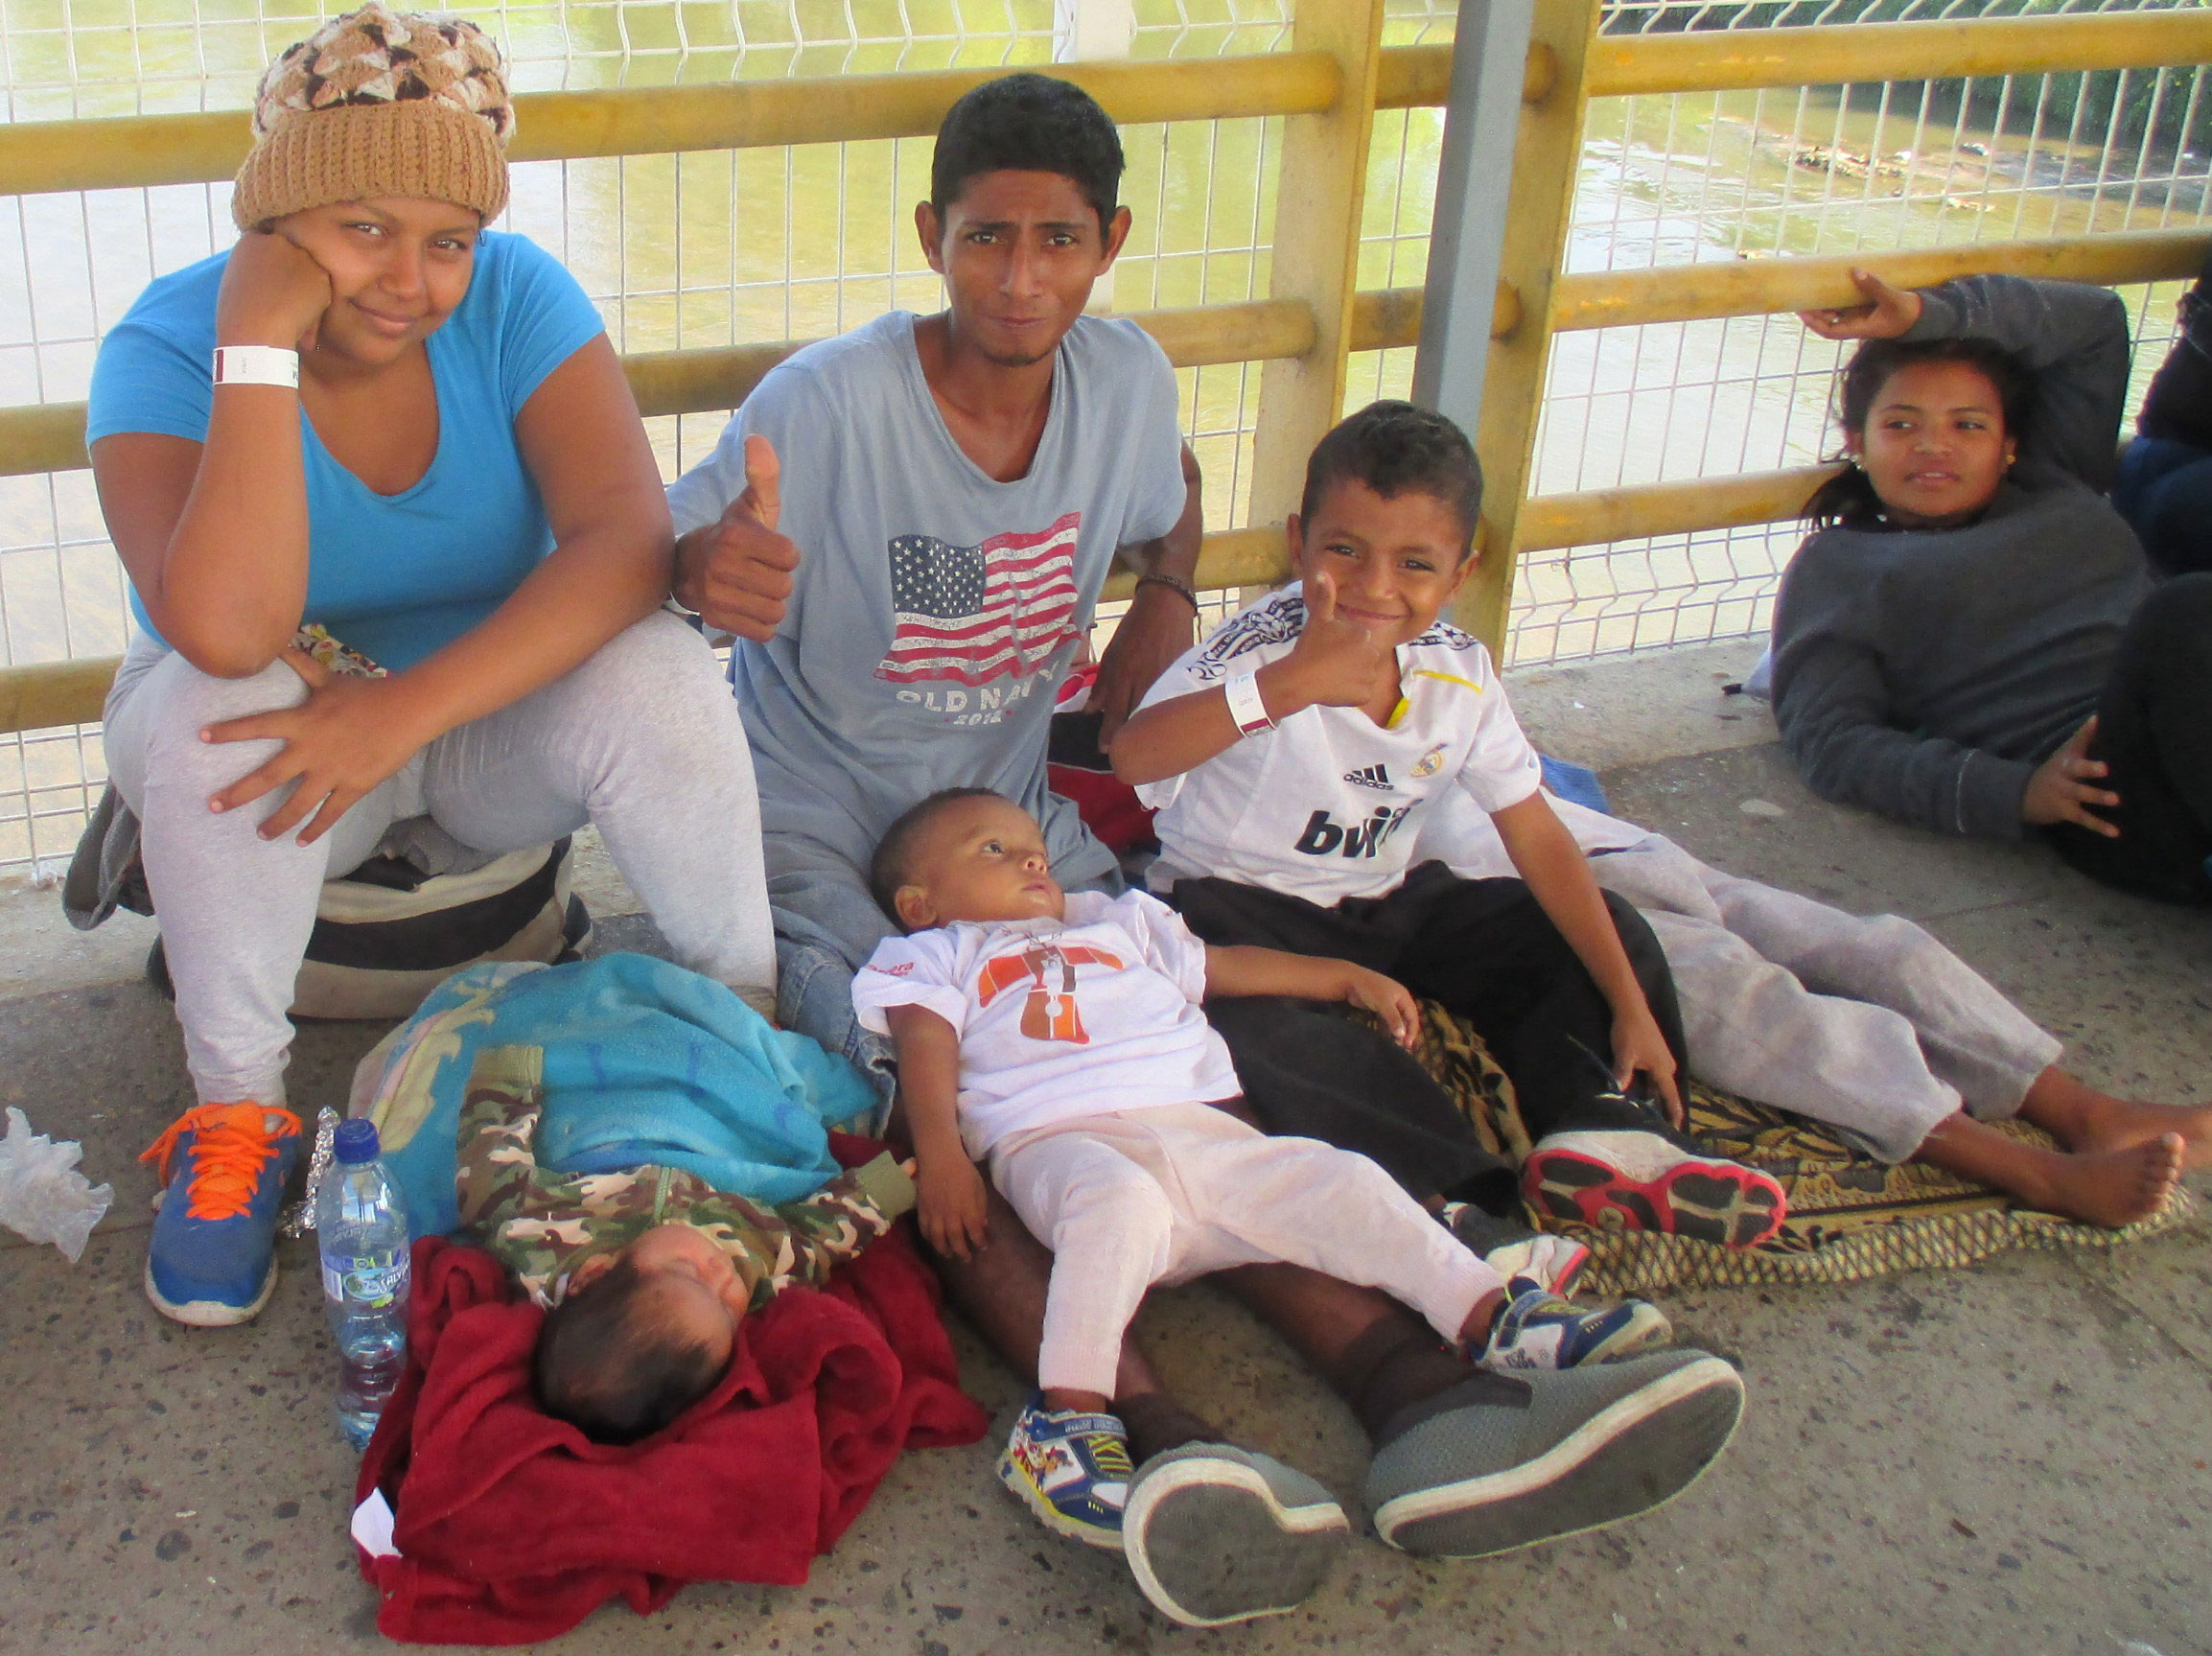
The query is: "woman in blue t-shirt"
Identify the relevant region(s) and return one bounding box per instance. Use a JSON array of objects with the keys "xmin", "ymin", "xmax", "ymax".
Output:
[{"xmin": 89, "ymin": 5, "xmax": 776, "ymax": 1329}]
